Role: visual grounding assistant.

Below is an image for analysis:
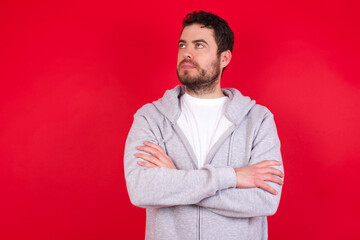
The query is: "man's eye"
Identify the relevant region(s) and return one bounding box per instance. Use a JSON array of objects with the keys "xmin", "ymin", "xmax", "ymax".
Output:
[
  {"xmin": 179, "ymin": 44, "xmax": 186, "ymax": 49},
  {"xmin": 196, "ymin": 43, "xmax": 204, "ymax": 48}
]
